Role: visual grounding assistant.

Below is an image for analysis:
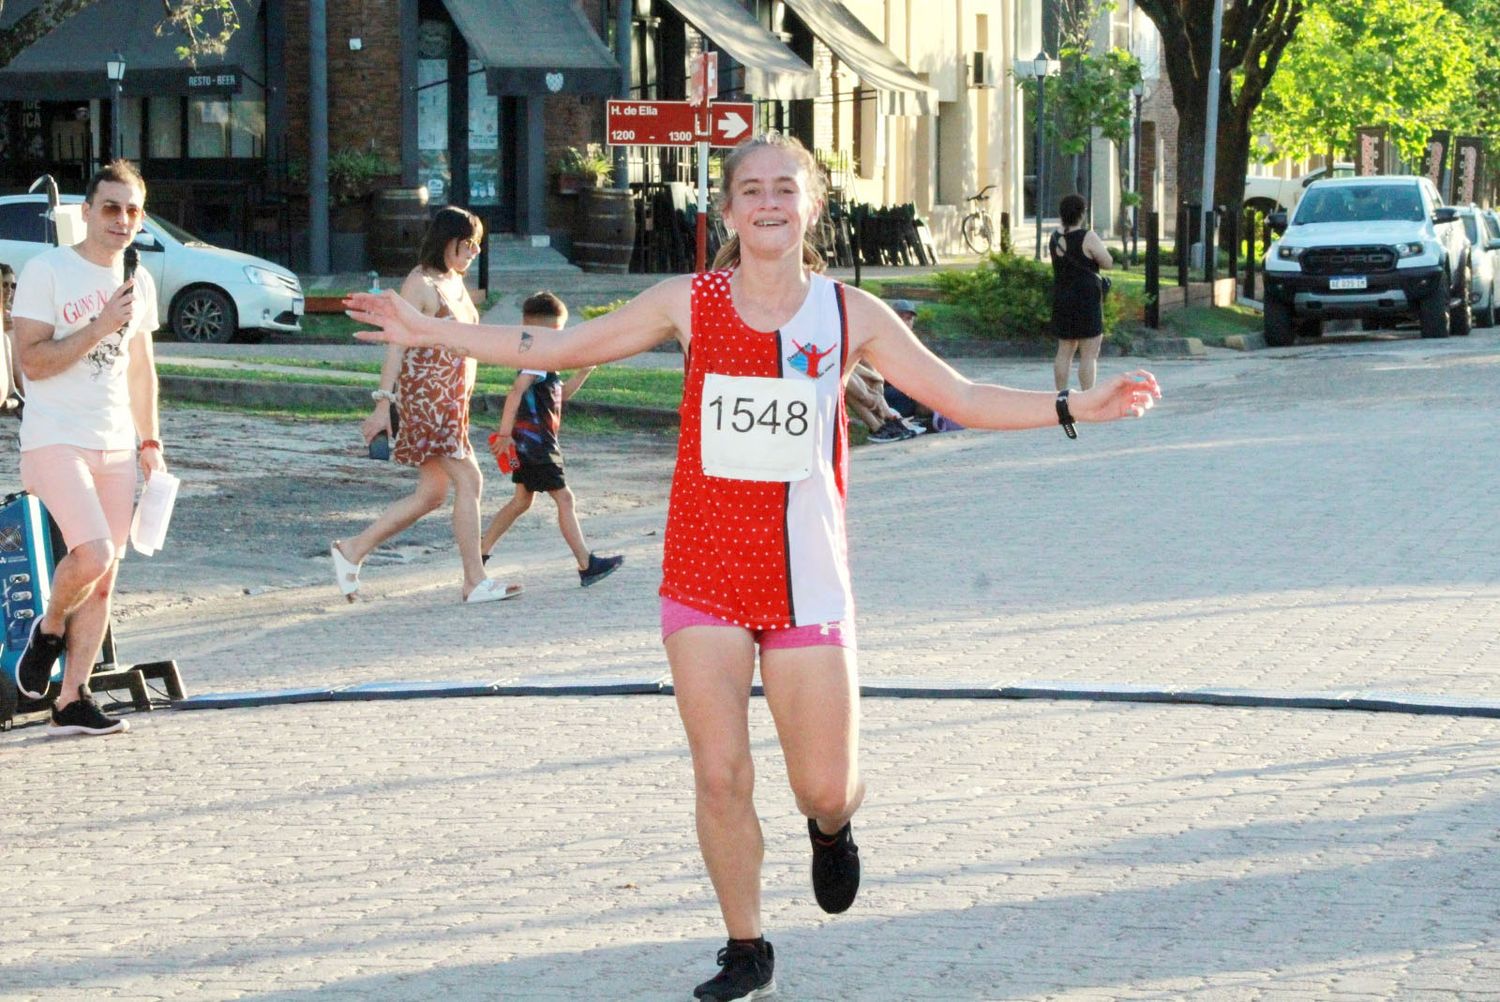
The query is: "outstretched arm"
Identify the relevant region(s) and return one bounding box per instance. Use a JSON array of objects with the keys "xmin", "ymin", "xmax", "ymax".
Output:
[
  {"xmin": 346, "ymin": 275, "xmax": 691, "ymax": 371},
  {"xmin": 847, "ymin": 289, "xmax": 1158, "ymax": 430}
]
